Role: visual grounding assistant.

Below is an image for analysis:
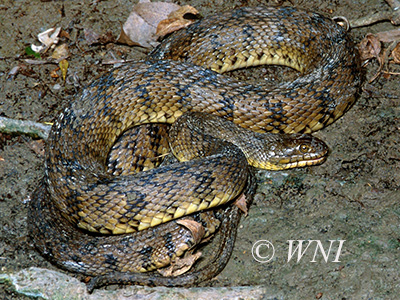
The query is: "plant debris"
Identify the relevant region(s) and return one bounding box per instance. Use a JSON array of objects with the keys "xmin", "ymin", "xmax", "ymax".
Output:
[
  {"xmin": 118, "ymin": 0, "xmax": 198, "ymax": 48},
  {"xmin": 31, "ymin": 27, "xmax": 61, "ymax": 53},
  {"xmin": 359, "ymin": 29, "xmax": 400, "ymax": 82},
  {"xmin": 155, "ymin": 218, "xmax": 205, "ymax": 277},
  {"xmin": 176, "ymin": 219, "xmax": 206, "ymax": 244},
  {"xmin": 234, "ymin": 193, "xmax": 249, "ymax": 216},
  {"xmin": 157, "ymin": 250, "xmax": 202, "ymax": 277},
  {"xmin": 156, "ymin": 5, "xmax": 199, "ymax": 38},
  {"xmin": 51, "ymin": 44, "xmax": 69, "ymax": 61}
]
